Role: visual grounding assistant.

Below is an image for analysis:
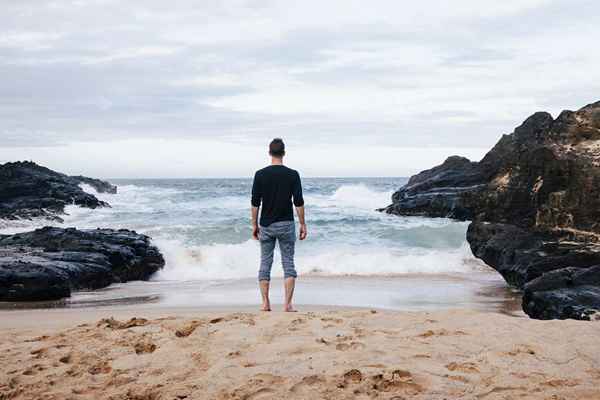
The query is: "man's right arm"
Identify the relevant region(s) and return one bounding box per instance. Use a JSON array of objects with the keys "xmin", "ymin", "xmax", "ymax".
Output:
[
  {"xmin": 296, "ymin": 205, "xmax": 307, "ymax": 240},
  {"xmin": 292, "ymin": 171, "xmax": 307, "ymax": 240}
]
